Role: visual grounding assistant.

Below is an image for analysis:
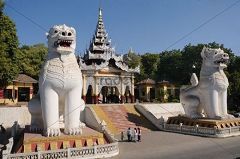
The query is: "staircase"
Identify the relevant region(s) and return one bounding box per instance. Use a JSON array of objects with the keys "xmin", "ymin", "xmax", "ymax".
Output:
[{"xmin": 92, "ymin": 104, "xmax": 157, "ymax": 135}]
